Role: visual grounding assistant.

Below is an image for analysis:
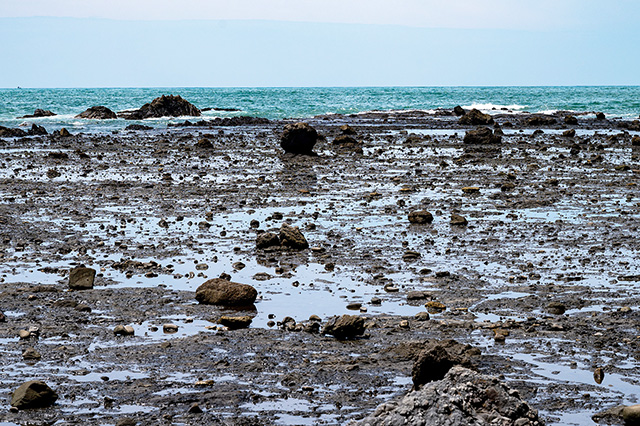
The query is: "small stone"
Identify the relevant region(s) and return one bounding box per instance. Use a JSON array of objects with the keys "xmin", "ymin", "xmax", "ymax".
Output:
[
  {"xmin": 218, "ymin": 315, "xmax": 252, "ymax": 329},
  {"xmin": 370, "ymin": 297, "xmax": 382, "ymax": 305},
  {"xmin": 256, "ymin": 232, "xmax": 279, "ymax": 249},
  {"xmin": 546, "ymin": 302, "xmax": 566, "ymax": 315},
  {"xmin": 195, "ymin": 278, "xmax": 257, "ymax": 306},
  {"xmin": 562, "ymin": 129, "xmax": 576, "ymax": 138},
  {"xmin": 415, "ymin": 312, "xmax": 430, "ymax": 321},
  {"xmin": 322, "ymin": 314, "xmax": 366, "ymax": 339},
  {"xmin": 188, "ymin": 402, "xmax": 203, "ymax": 413},
  {"xmin": 450, "ymin": 213, "xmax": 468, "ymax": 226},
  {"xmin": 461, "ymin": 187, "xmax": 480, "ymax": 194},
  {"xmin": 115, "ymin": 419, "xmax": 137, "ymax": 426},
  {"xmin": 22, "ymin": 348, "xmax": 42, "ymax": 360},
  {"xmin": 11, "ymin": 380, "xmax": 58, "ymax": 409},
  {"xmin": 18, "ymin": 329, "xmax": 31, "ymax": 339},
  {"xmin": 113, "ymin": 325, "xmax": 135, "ymax": 336},
  {"xmin": 399, "ymin": 320, "xmax": 410, "ymax": 329},
  {"xmin": 426, "ymin": 301, "xmax": 446, "ymax": 313},
  {"xmin": 279, "ymin": 223, "xmax": 309, "ymax": 250},
  {"xmin": 163, "ymin": 324, "xmax": 178, "ymax": 333},
  {"xmin": 594, "ymin": 367, "xmax": 605, "ymax": 384},
  {"xmin": 346, "ymin": 302, "xmax": 362, "ymax": 310}
]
